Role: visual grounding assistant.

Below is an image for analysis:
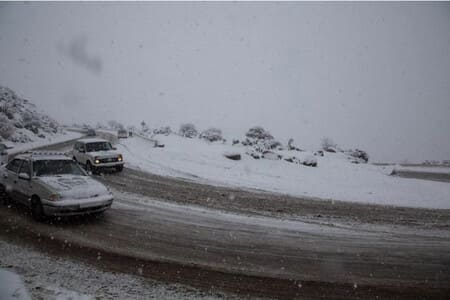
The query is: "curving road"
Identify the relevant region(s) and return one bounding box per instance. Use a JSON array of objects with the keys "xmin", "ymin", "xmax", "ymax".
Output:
[{"xmin": 1, "ymin": 138, "xmax": 449, "ymax": 299}]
